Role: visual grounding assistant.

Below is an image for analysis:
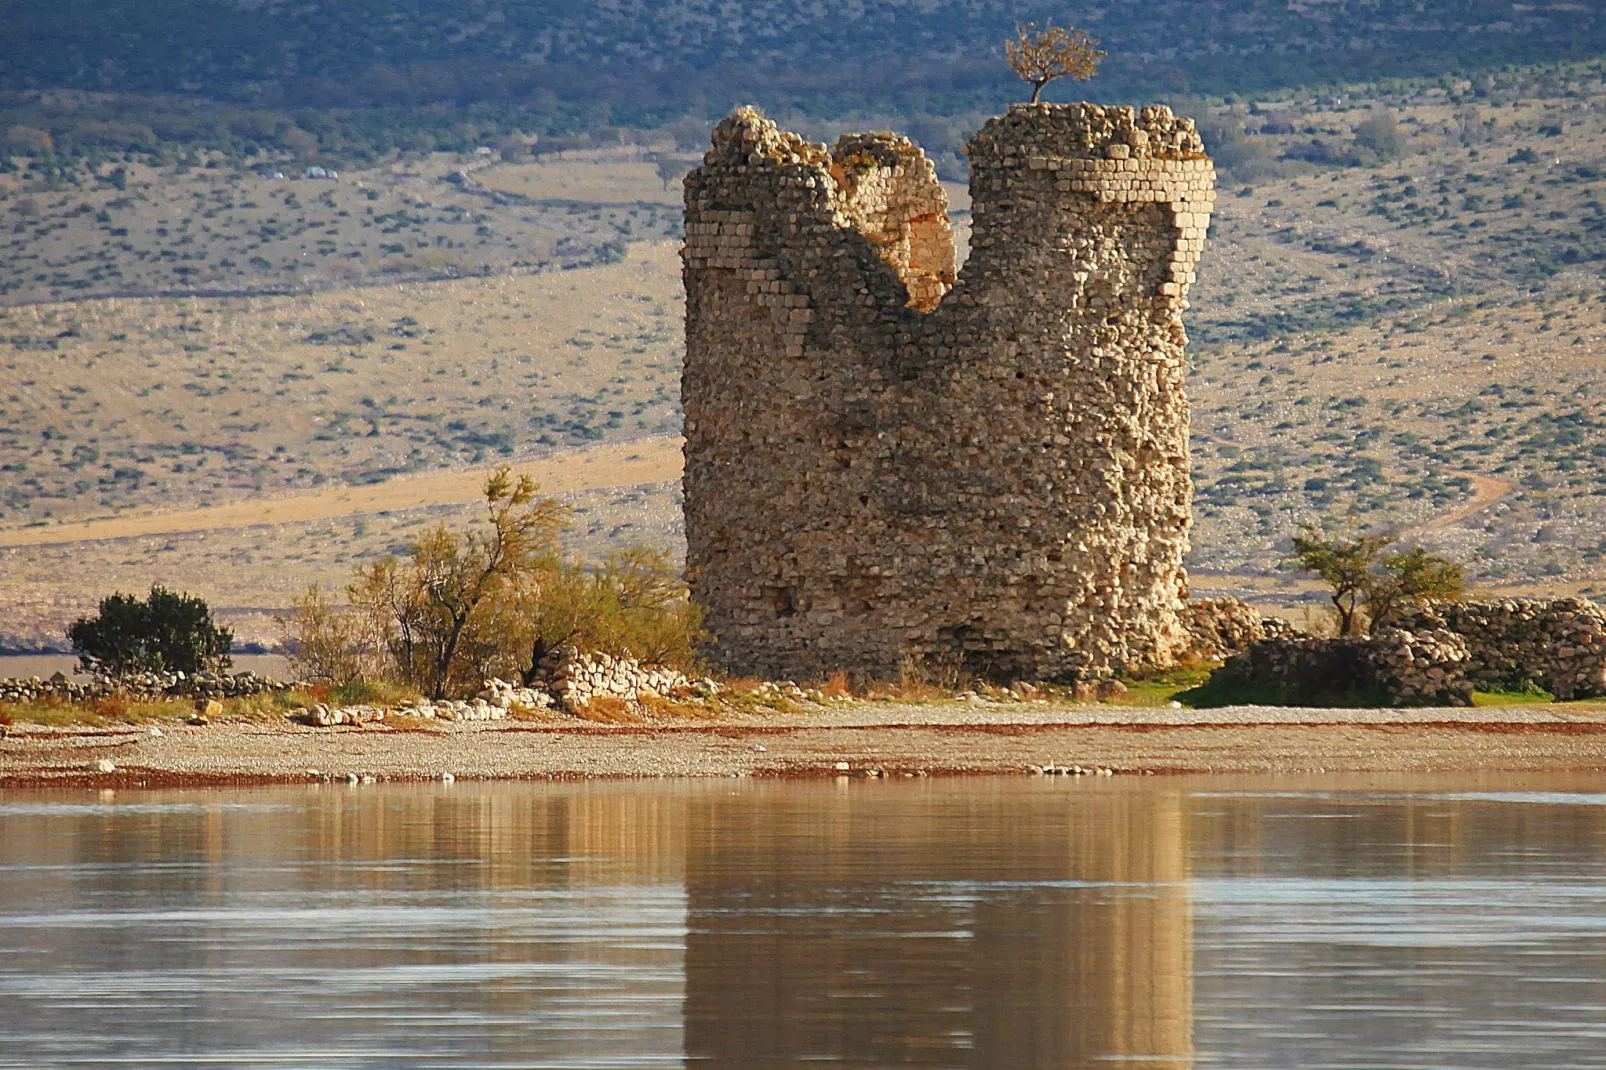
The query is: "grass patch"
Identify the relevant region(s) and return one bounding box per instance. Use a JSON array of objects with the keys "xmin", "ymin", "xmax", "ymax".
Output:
[
  {"xmin": 382, "ymin": 713, "xmax": 446, "ymax": 733},
  {"xmin": 638, "ymin": 693, "xmax": 714, "ymax": 719},
  {"xmin": 1115, "ymin": 666, "xmax": 1217, "ymax": 707},
  {"xmin": 571, "ymin": 695, "xmax": 640, "ymax": 723},
  {"xmin": 2, "ymin": 699, "xmax": 104, "ymax": 727},
  {"xmin": 1472, "ymin": 688, "xmax": 1556, "ymax": 707},
  {"xmin": 328, "ymin": 679, "xmax": 422, "ymax": 707},
  {"xmin": 2, "ymin": 695, "xmax": 196, "ymax": 726}
]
